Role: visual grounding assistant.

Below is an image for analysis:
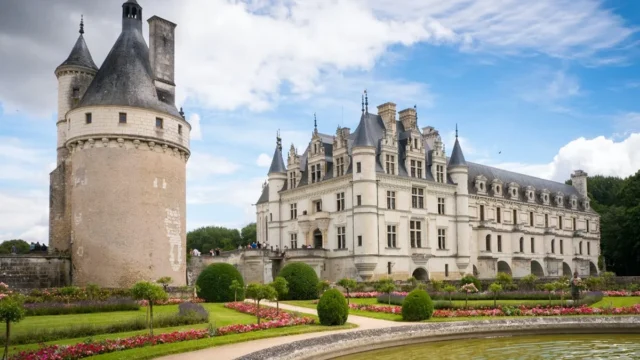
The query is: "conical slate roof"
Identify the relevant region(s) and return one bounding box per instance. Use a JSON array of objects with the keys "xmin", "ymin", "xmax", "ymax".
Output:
[
  {"xmin": 352, "ymin": 113, "xmax": 378, "ymax": 147},
  {"xmin": 78, "ymin": 21, "xmax": 181, "ymax": 117},
  {"xmin": 448, "ymin": 137, "xmax": 467, "ymax": 167},
  {"xmin": 58, "ymin": 34, "xmax": 98, "ymax": 71},
  {"xmin": 268, "ymin": 140, "xmax": 287, "ymax": 174}
]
